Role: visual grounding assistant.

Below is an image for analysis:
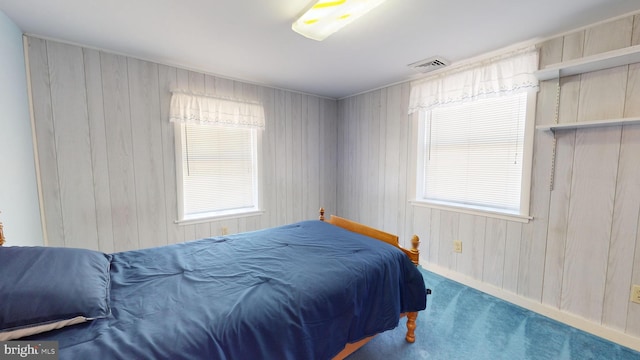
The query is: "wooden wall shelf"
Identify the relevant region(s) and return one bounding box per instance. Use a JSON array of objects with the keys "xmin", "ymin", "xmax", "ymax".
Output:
[{"xmin": 535, "ymin": 44, "xmax": 640, "ymax": 81}]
